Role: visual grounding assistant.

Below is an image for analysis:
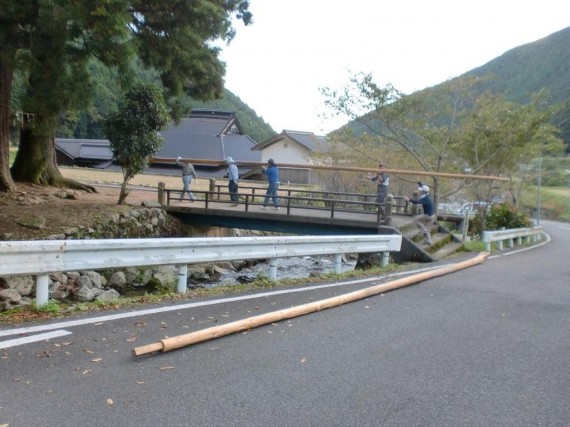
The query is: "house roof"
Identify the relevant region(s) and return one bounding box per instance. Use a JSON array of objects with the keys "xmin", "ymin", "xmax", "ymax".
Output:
[
  {"xmin": 153, "ymin": 109, "xmax": 261, "ymax": 164},
  {"xmin": 55, "ymin": 109, "xmax": 261, "ymax": 178},
  {"xmin": 55, "ymin": 139, "xmax": 112, "ymax": 160},
  {"xmin": 253, "ymin": 130, "xmax": 325, "ymax": 152}
]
